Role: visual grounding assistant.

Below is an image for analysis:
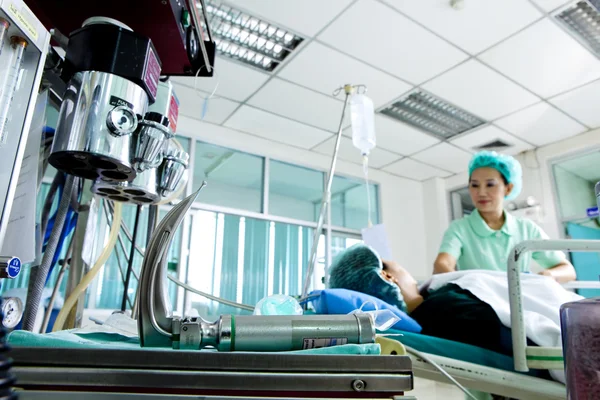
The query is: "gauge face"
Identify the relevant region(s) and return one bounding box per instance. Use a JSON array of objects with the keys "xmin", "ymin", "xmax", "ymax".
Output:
[
  {"xmin": 2, "ymin": 297, "xmax": 23, "ymax": 329},
  {"xmin": 107, "ymin": 106, "xmax": 137, "ymax": 136}
]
